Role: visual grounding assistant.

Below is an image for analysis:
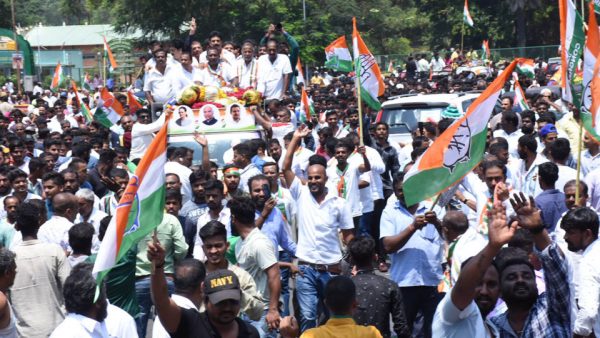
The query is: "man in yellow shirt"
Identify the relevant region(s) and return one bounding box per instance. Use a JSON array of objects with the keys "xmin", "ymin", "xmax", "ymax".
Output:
[{"xmin": 279, "ymin": 276, "xmax": 382, "ymax": 338}]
